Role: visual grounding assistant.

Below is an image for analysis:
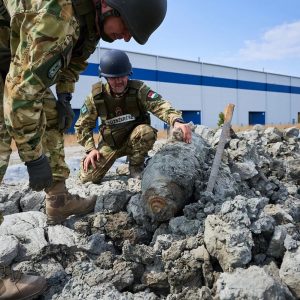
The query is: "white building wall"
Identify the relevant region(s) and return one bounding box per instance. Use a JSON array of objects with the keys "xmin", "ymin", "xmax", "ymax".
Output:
[
  {"xmin": 266, "ymin": 93, "xmax": 290, "ymax": 125},
  {"xmin": 201, "ymin": 87, "xmax": 236, "ymax": 127},
  {"xmin": 72, "ymin": 47, "xmax": 100, "ymax": 108},
  {"xmin": 71, "ymin": 47, "xmax": 300, "ymax": 129},
  {"xmin": 237, "ymin": 90, "xmax": 266, "ymax": 126},
  {"xmin": 291, "ymin": 77, "xmax": 300, "ymax": 123},
  {"xmin": 266, "ymin": 74, "xmax": 291, "ymax": 124},
  {"xmin": 237, "ymin": 70, "xmax": 267, "ymax": 126}
]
